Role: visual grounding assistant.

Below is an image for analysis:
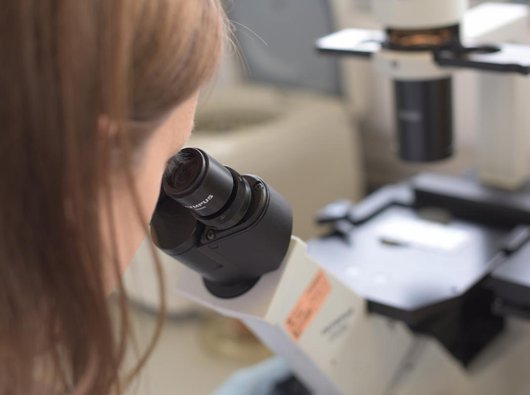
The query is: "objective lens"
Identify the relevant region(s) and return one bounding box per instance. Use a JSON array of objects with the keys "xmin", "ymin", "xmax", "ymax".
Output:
[
  {"xmin": 152, "ymin": 147, "xmax": 293, "ymax": 298},
  {"xmin": 394, "ymin": 78, "xmax": 453, "ymax": 162},
  {"xmin": 167, "ymin": 150, "xmax": 205, "ymax": 193},
  {"xmin": 163, "ymin": 148, "xmax": 234, "ymax": 218},
  {"xmin": 383, "ymin": 25, "xmax": 459, "ymax": 163}
]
